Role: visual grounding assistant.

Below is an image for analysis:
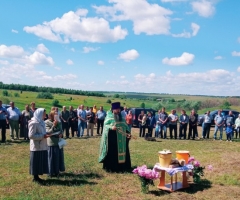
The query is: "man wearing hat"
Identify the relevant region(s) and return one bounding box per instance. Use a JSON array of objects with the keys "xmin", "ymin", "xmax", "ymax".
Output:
[{"xmin": 98, "ymin": 102, "xmax": 131, "ymax": 172}]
